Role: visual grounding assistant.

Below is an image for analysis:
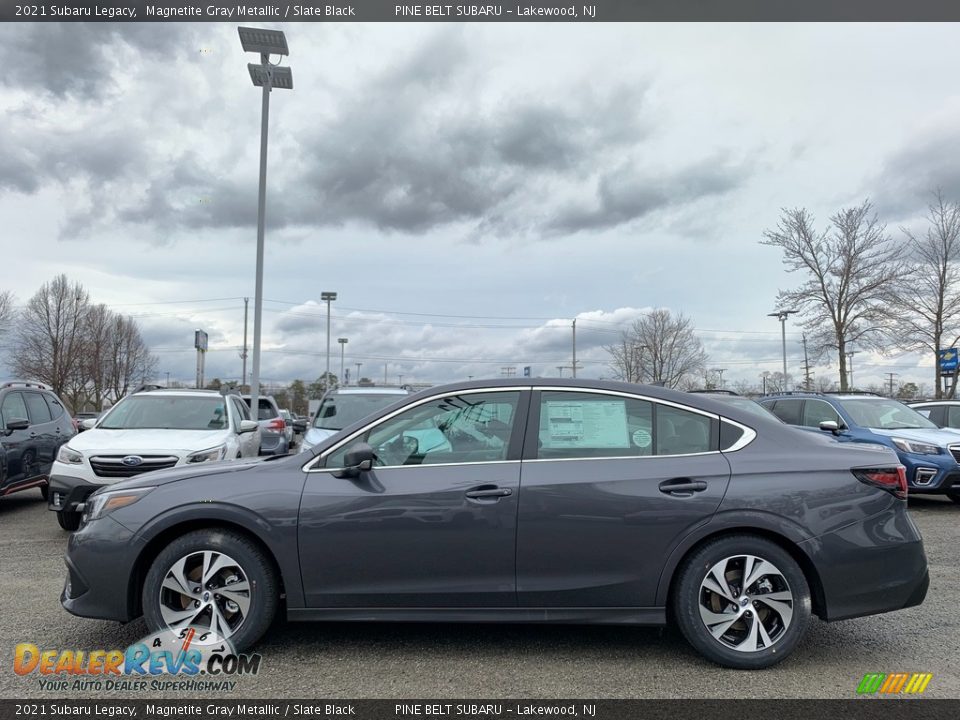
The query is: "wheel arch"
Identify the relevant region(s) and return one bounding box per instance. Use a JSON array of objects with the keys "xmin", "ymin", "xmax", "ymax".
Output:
[
  {"xmin": 127, "ymin": 516, "xmax": 290, "ymax": 621},
  {"xmin": 657, "ymin": 525, "xmax": 827, "ymax": 620}
]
